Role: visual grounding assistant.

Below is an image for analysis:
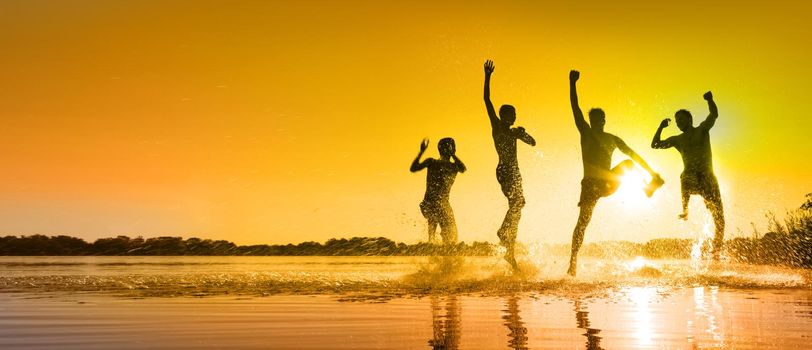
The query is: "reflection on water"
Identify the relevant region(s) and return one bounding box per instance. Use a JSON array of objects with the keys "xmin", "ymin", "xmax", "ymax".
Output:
[
  {"xmin": 429, "ymin": 296, "xmax": 460, "ymax": 349},
  {"xmin": 692, "ymin": 286, "xmax": 725, "ymax": 347},
  {"xmin": 502, "ymin": 296, "xmax": 528, "ymax": 350},
  {"xmin": 628, "ymin": 287, "xmax": 656, "ymax": 347},
  {"xmin": 2, "ymin": 288, "xmax": 812, "ymax": 349},
  {"xmin": 574, "ymin": 299, "xmax": 603, "ymax": 350},
  {"xmin": 1, "ymin": 256, "xmax": 812, "ymax": 349}
]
